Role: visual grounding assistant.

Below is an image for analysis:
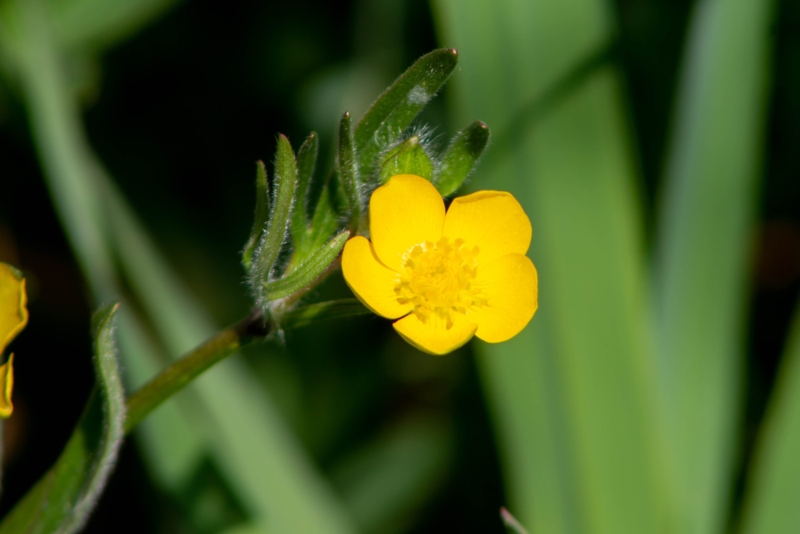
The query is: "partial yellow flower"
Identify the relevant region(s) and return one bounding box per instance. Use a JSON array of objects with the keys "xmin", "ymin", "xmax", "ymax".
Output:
[
  {"xmin": 0, "ymin": 262, "xmax": 28, "ymax": 418},
  {"xmin": 342, "ymin": 174, "xmax": 538, "ymax": 355}
]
